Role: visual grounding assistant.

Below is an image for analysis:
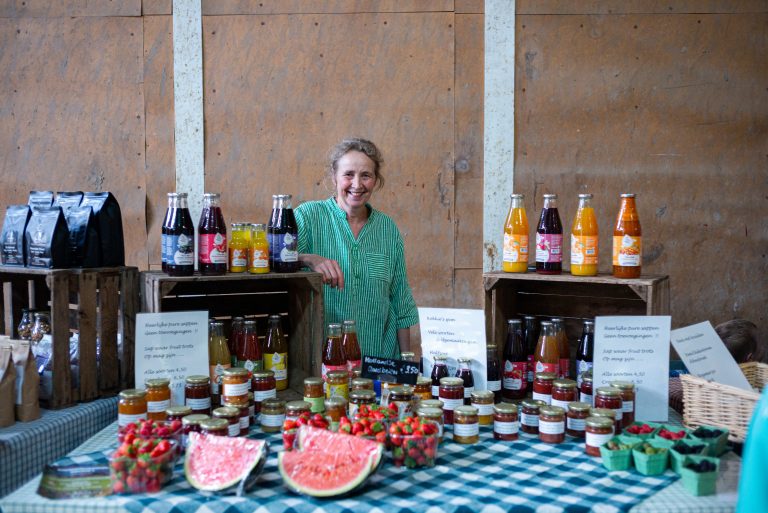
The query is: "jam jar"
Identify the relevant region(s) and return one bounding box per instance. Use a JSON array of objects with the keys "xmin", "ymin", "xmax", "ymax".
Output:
[
  {"xmin": 222, "ymin": 367, "xmax": 250, "ymax": 406},
  {"xmin": 145, "ymin": 378, "xmax": 172, "ymax": 421},
  {"xmin": 610, "ymin": 380, "xmax": 636, "ymax": 428},
  {"xmin": 324, "ymin": 397, "xmax": 347, "ymax": 429},
  {"xmin": 200, "ymin": 417, "xmax": 229, "ymax": 437},
  {"xmin": 539, "ymin": 405, "xmax": 566, "ymax": 444},
  {"xmin": 348, "ymin": 389, "xmax": 376, "ymax": 419},
  {"xmin": 223, "ymin": 397, "xmax": 250, "ymax": 435},
  {"xmin": 589, "ymin": 408, "xmax": 616, "ymax": 424},
  {"xmin": 165, "ymin": 405, "xmax": 192, "ymax": 423},
  {"xmin": 326, "ymin": 370, "xmax": 349, "ymax": 401},
  {"xmin": 414, "ymin": 376, "xmax": 432, "ymax": 402},
  {"xmin": 260, "ymin": 398, "xmax": 286, "ymax": 433},
  {"xmin": 181, "ymin": 413, "xmax": 209, "ymax": 447},
  {"xmin": 421, "ymin": 399, "xmax": 444, "ymax": 410},
  {"xmin": 470, "ymin": 390, "xmax": 495, "ymax": 425},
  {"xmin": 390, "ymin": 385, "xmax": 415, "ymax": 420},
  {"xmin": 550, "ymin": 379, "xmax": 578, "ymax": 409},
  {"xmin": 438, "ymin": 377, "xmax": 464, "ymax": 426},
  {"xmin": 453, "ymin": 406, "xmax": 480, "ymax": 444},
  {"xmin": 580, "ymin": 371, "xmax": 593, "ymax": 405},
  {"xmin": 594, "ymin": 387, "xmax": 623, "ymax": 432},
  {"xmin": 520, "ymin": 399, "xmax": 547, "ymax": 435},
  {"xmin": 532, "ymin": 372, "xmax": 556, "ymax": 404},
  {"xmin": 303, "ymin": 377, "xmax": 325, "ymax": 413},
  {"xmin": 566, "ymin": 401, "xmax": 590, "ymax": 438},
  {"xmin": 185, "ymin": 375, "xmax": 212, "ymax": 415},
  {"xmin": 252, "ymin": 370, "xmax": 277, "ymax": 414},
  {"xmin": 455, "ymin": 358, "xmax": 475, "ymax": 404},
  {"xmin": 493, "ymin": 403, "xmax": 519, "ymax": 441},
  {"xmin": 431, "ymin": 355, "xmax": 449, "ymax": 398},
  {"xmin": 118, "ymin": 389, "xmax": 147, "ymax": 427},
  {"xmin": 351, "ymin": 377, "xmax": 374, "ymax": 392},
  {"xmin": 213, "ymin": 406, "xmax": 241, "ymax": 437},
  {"xmin": 417, "ymin": 407, "xmax": 444, "ymax": 441},
  {"xmin": 286, "ymin": 400, "xmax": 312, "ymax": 422},
  {"xmin": 585, "ymin": 416, "xmax": 615, "ymax": 456}
]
